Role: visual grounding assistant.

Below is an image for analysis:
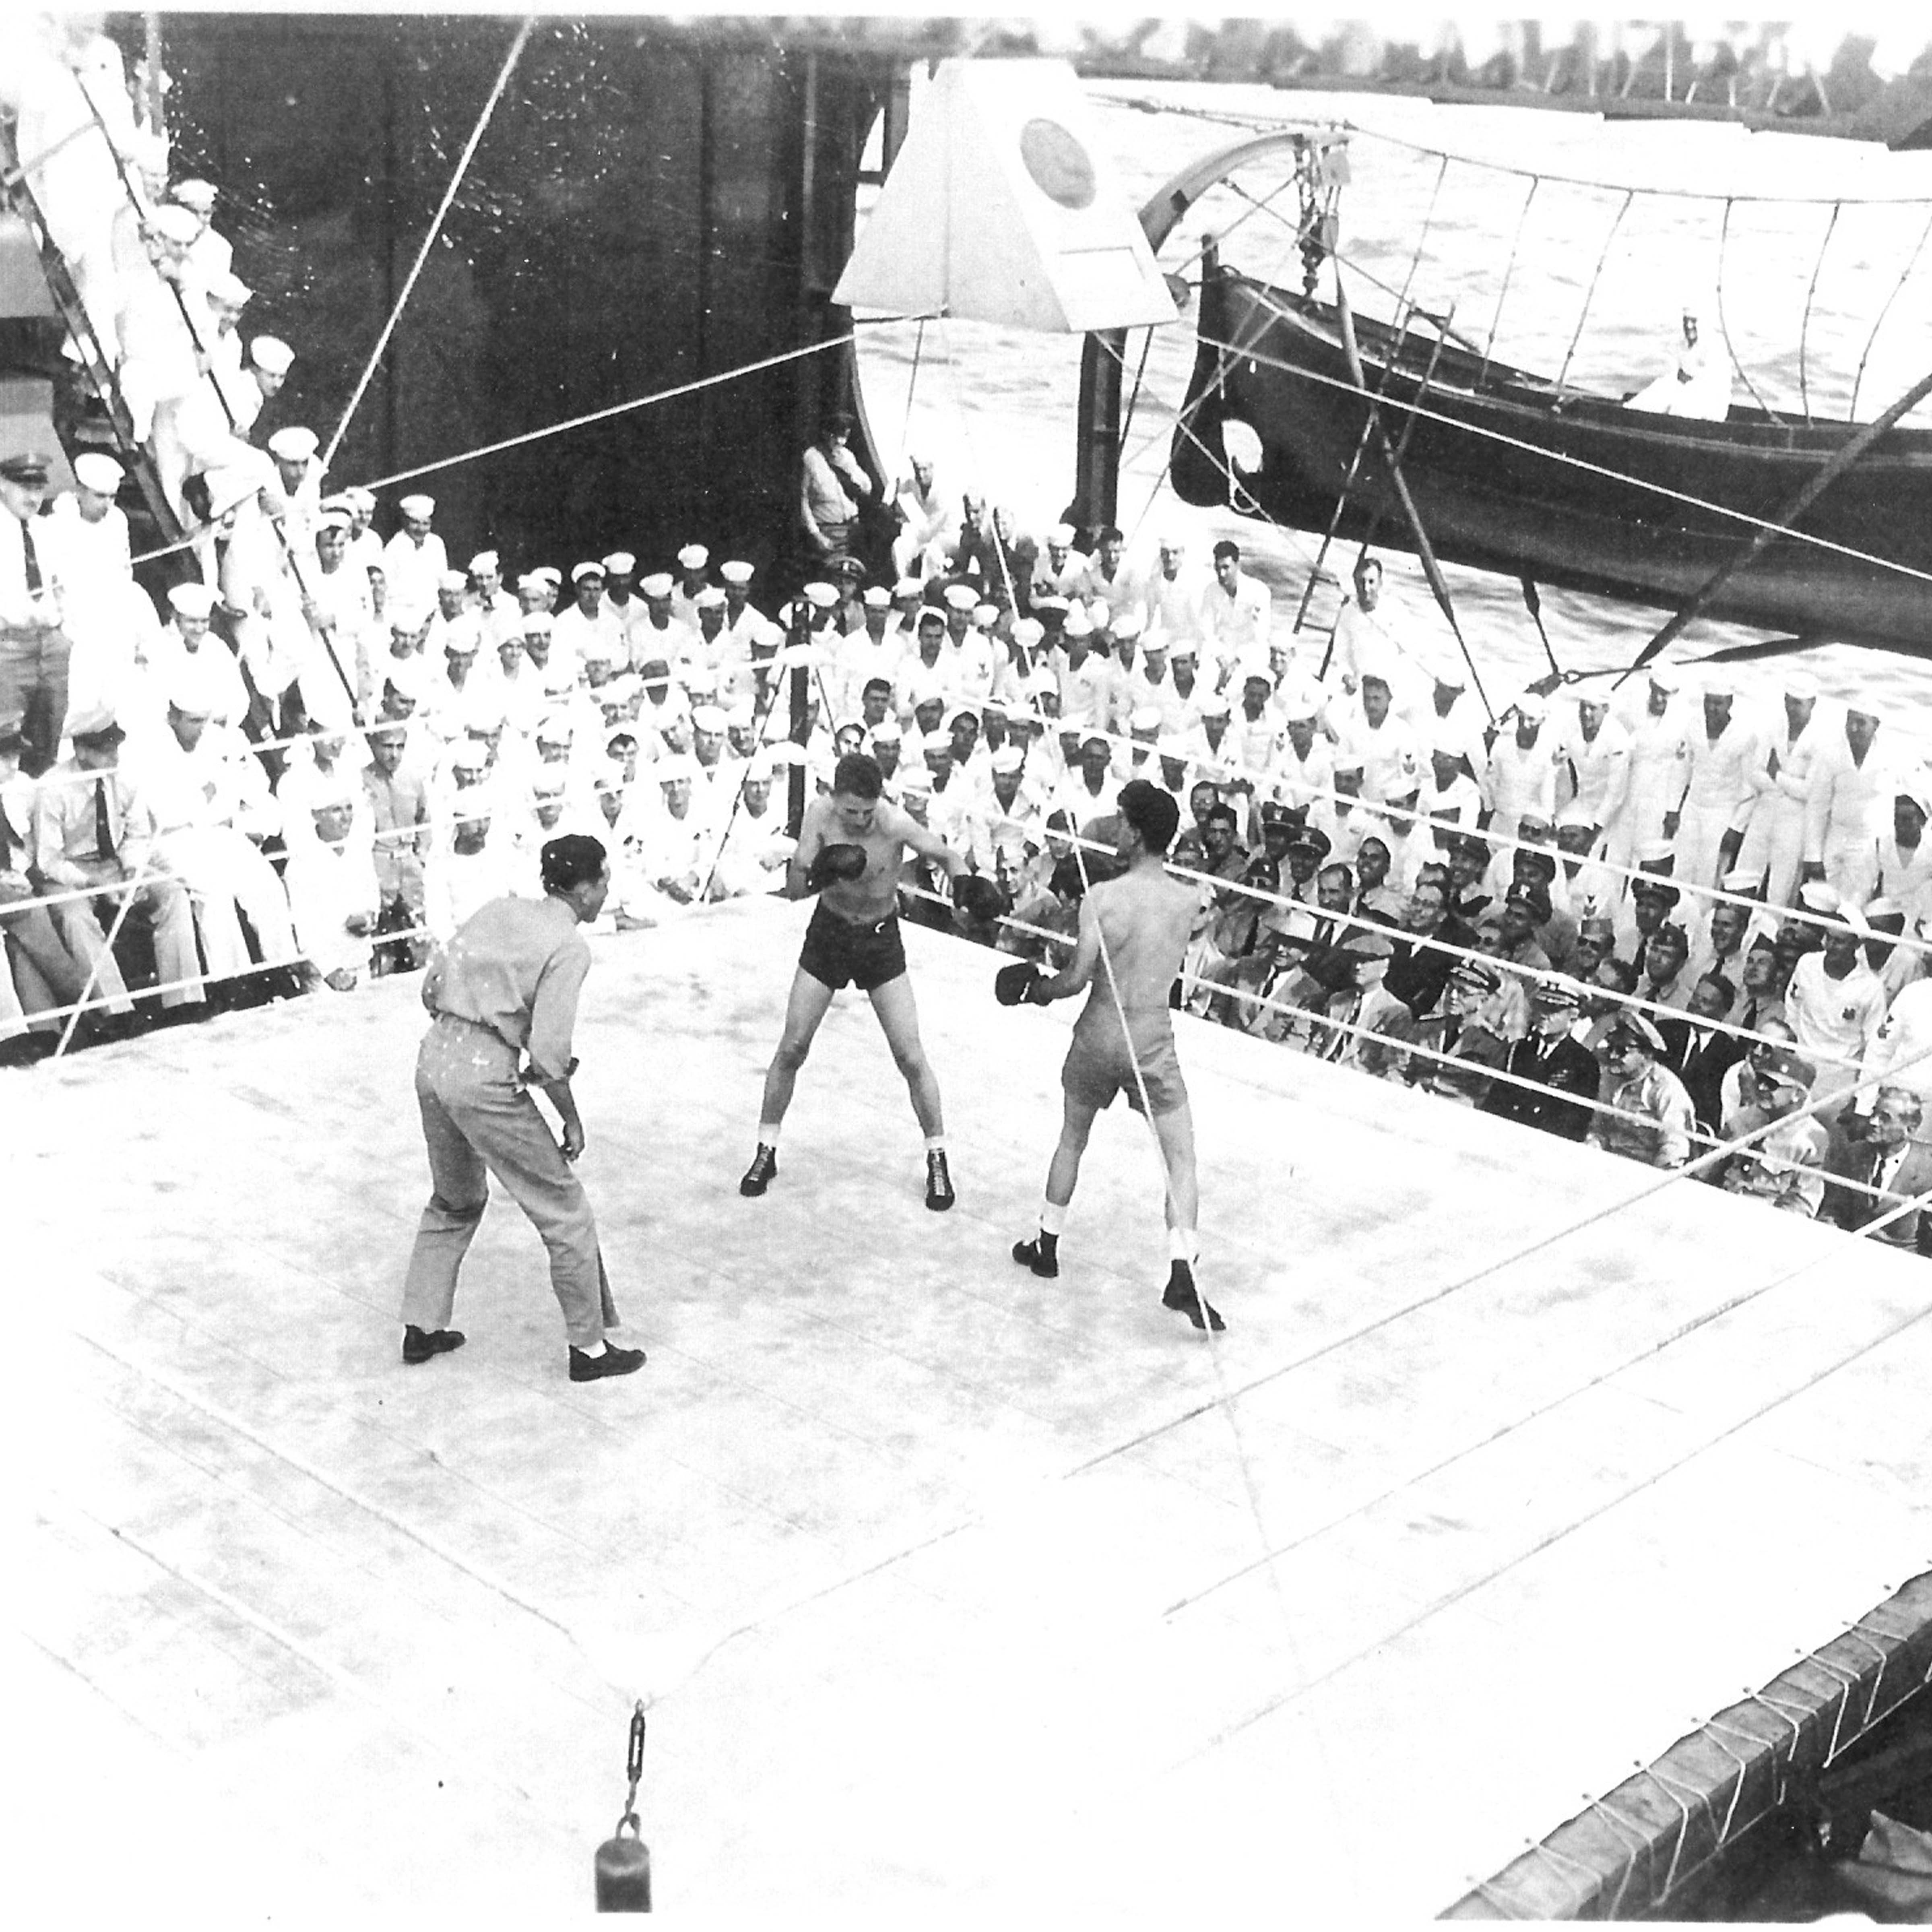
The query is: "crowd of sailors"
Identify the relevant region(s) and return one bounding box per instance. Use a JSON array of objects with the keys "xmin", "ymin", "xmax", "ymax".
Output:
[{"xmin": 2, "ymin": 23, "xmax": 1928, "ymax": 1245}]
